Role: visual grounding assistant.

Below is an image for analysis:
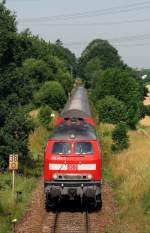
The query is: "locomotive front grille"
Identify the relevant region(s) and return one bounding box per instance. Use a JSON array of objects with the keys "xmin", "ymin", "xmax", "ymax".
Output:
[
  {"xmin": 64, "ymin": 174, "xmax": 82, "ymax": 180},
  {"xmin": 53, "ymin": 174, "xmax": 92, "ymax": 181}
]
